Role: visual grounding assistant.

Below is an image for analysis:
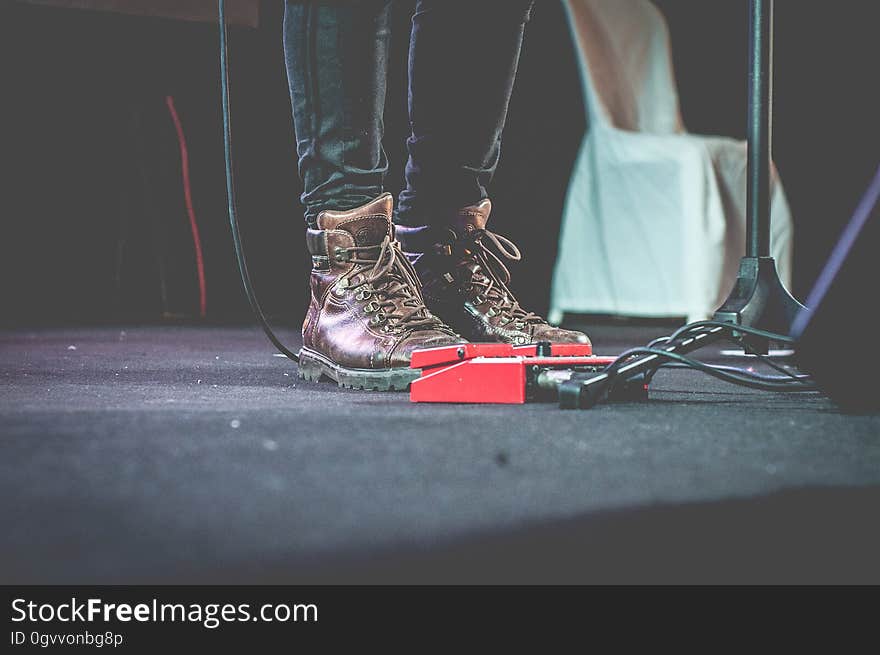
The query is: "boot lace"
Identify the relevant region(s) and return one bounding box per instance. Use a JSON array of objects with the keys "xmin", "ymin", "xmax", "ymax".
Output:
[
  {"xmin": 460, "ymin": 229, "xmax": 545, "ymax": 328},
  {"xmin": 345, "ymin": 237, "xmax": 453, "ymax": 335}
]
